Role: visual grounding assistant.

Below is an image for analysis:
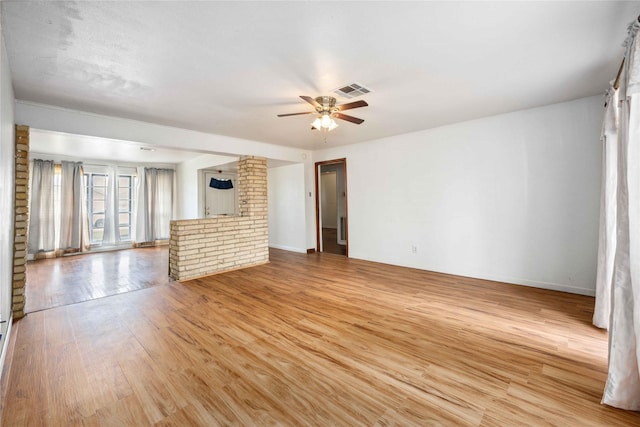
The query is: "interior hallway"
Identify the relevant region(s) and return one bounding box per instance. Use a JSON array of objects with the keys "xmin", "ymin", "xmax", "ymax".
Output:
[{"xmin": 321, "ymin": 227, "xmax": 346, "ymax": 256}]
